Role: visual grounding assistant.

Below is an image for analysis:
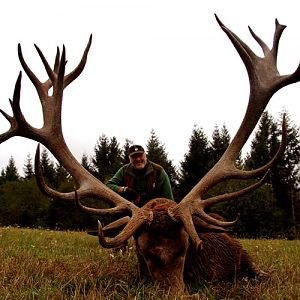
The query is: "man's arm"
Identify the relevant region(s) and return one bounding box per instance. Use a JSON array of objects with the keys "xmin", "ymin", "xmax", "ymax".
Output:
[
  {"xmin": 106, "ymin": 167, "xmax": 126, "ymax": 194},
  {"xmin": 106, "ymin": 167, "xmax": 140, "ymax": 201},
  {"xmin": 157, "ymin": 169, "xmax": 174, "ymax": 200}
]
